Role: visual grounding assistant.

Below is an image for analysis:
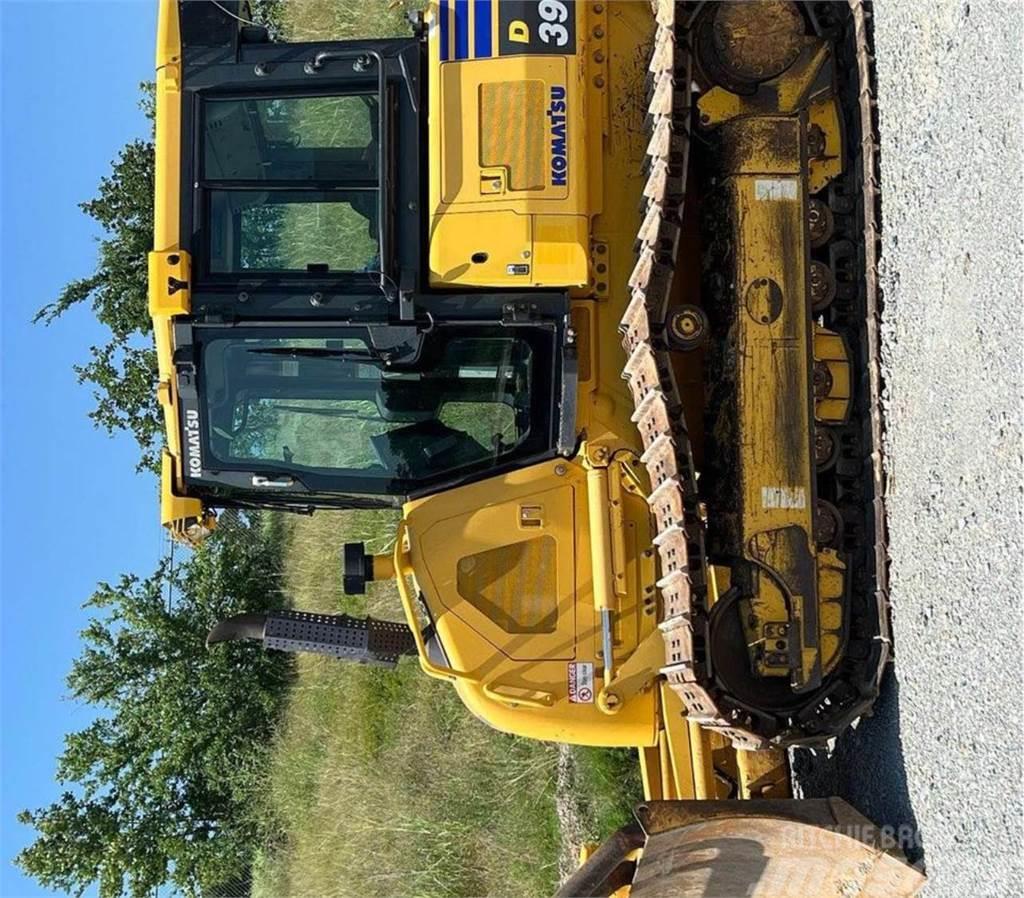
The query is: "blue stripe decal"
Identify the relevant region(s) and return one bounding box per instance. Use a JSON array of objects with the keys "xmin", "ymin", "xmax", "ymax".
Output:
[
  {"xmin": 454, "ymin": 0, "xmax": 469, "ymax": 60},
  {"xmin": 439, "ymin": 0, "xmax": 449, "ymax": 61},
  {"xmin": 473, "ymin": 0, "xmax": 492, "ymax": 58}
]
